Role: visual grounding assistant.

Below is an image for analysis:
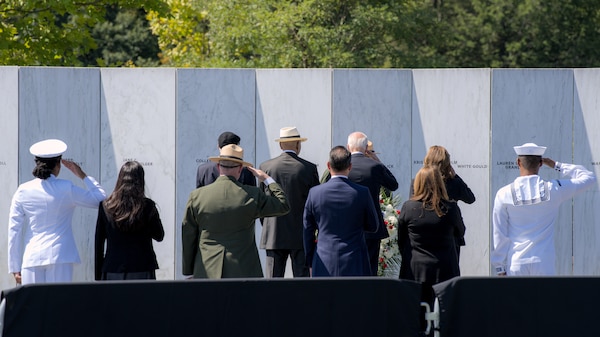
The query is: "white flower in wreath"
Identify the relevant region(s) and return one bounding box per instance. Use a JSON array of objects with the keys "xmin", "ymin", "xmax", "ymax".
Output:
[{"xmin": 378, "ymin": 192, "xmax": 402, "ymax": 277}]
